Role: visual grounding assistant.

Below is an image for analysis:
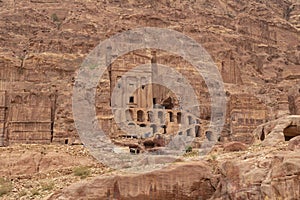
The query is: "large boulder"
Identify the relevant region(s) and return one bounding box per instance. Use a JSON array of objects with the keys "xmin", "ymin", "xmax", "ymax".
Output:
[
  {"xmin": 288, "ymin": 135, "xmax": 300, "ymax": 150},
  {"xmin": 211, "ymin": 151, "xmax": 300, "ymax": 200},
  {"xmin": 0, "ymin": 145, "xmax": 98, "ymax": 177},
  {"xmin": 48, "ymin": 161, "xmax": 218, "ymax": 200},
  {"xmin": 253, "ymin": 115, "xmax": 300, "ymax": 146},
  {"xmin": 48, "ymin": 148, "xmax": 300, "ymax": 200},
  {"xmin": 223, "ymin": 141, "xmax": 247, "ymax": 152}
]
